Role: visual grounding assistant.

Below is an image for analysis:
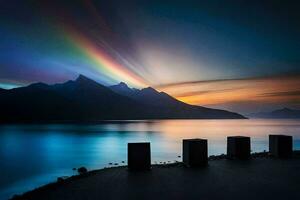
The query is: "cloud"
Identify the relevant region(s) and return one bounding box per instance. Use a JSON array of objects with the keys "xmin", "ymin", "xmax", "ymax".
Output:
[
  {"xmin": 175, "ymin": 87, "xmax": 245, "ymax": 98},
  {"xmin": 260, "ymin": 90, "xmax": 300, "ymax": 97},
  {"xmin": 155, "ymin": 74, "xmax": 300, "ymax": 113}
]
